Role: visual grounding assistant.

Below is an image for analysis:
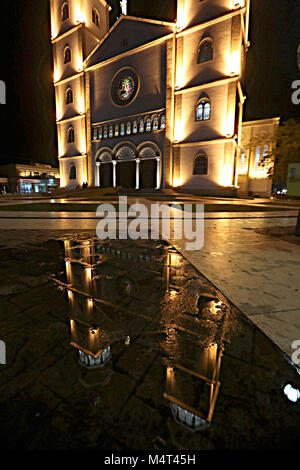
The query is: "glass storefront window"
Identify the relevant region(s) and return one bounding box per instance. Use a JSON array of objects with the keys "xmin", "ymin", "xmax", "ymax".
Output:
[
  {"xmin": 34, "ymin": 184, "xmax": 46, "ymax": 193},
  {"xmin": 20, "ymin": 183, "xmax": 33, "ymax": 194}
]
